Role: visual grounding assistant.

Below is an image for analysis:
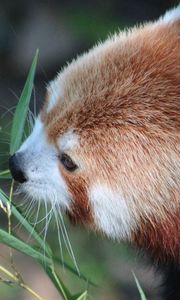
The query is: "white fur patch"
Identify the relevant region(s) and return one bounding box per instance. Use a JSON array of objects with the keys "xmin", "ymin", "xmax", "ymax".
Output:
[
  {"xmin": 18, "ymin": 117, "xmax": 71, "ymax": 209},
  {"xmin": 19, "ymin": 117, "xmax": 43, "ymax": 152},
  {"xmin": 89, "ymin": 184, "xmax": 136, "ymax": 240},
  {"xmin": 46, "ymin": 78, "xmax": 63, "ymax": 113},
  {"xmin": 58, "ymin": 130, "xmax": 79, "ymax": 152},
  {"xmin": 161, "ymin": 5, "xmax": 180, "ymax": 23}
]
